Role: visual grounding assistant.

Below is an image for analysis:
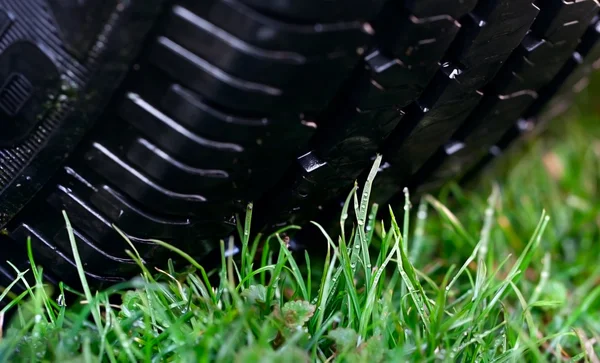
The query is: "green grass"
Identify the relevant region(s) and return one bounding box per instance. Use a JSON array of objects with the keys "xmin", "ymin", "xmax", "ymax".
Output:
[{"xmin": 0, "ymin": 108, "xmax": 600, "ymax": 361}]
